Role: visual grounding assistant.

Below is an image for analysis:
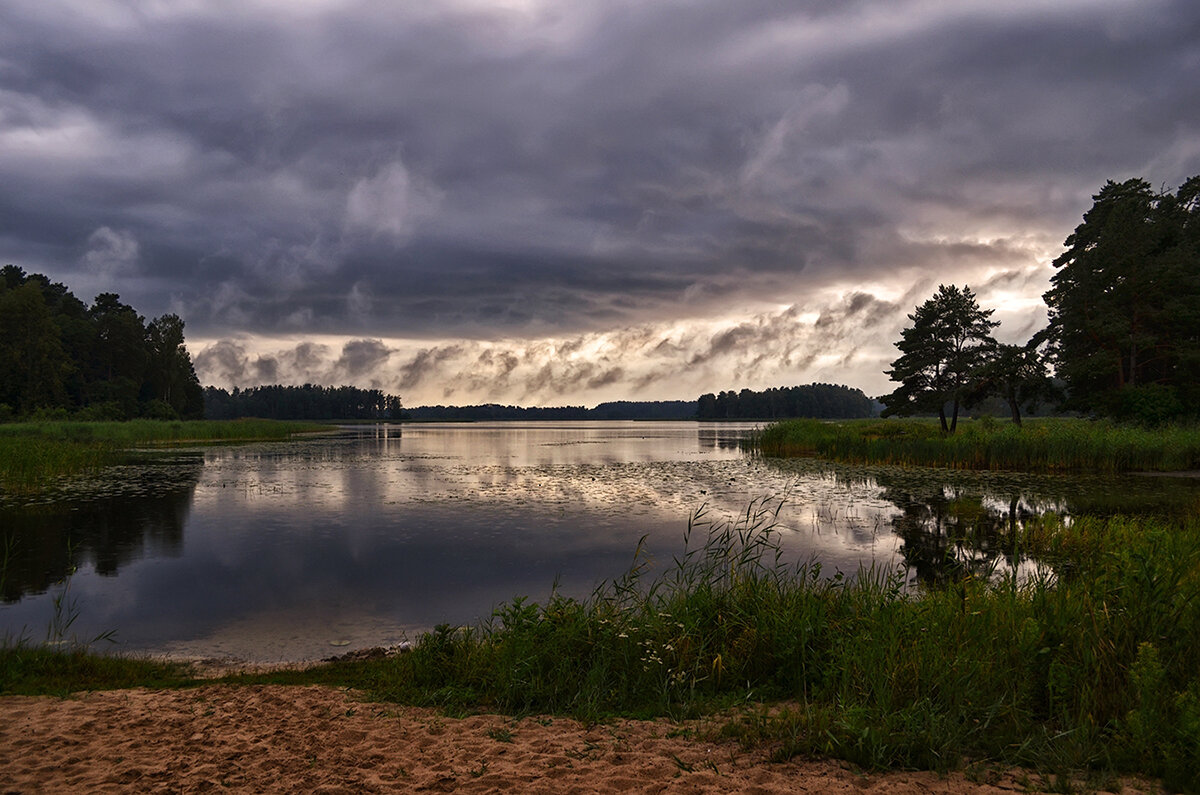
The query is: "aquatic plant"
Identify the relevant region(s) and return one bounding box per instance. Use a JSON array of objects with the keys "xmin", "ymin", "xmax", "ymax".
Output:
[
  {"xmin": 753, "ymin": 417, "xmax": 1200, "ymax": 473},
  {"xmin": 0, "ymin": 419, "xmax": 326, "ymax": 493},
  {"xmin": 0, "ymin": 435, "xmax": 114, "ymax": 494}
]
